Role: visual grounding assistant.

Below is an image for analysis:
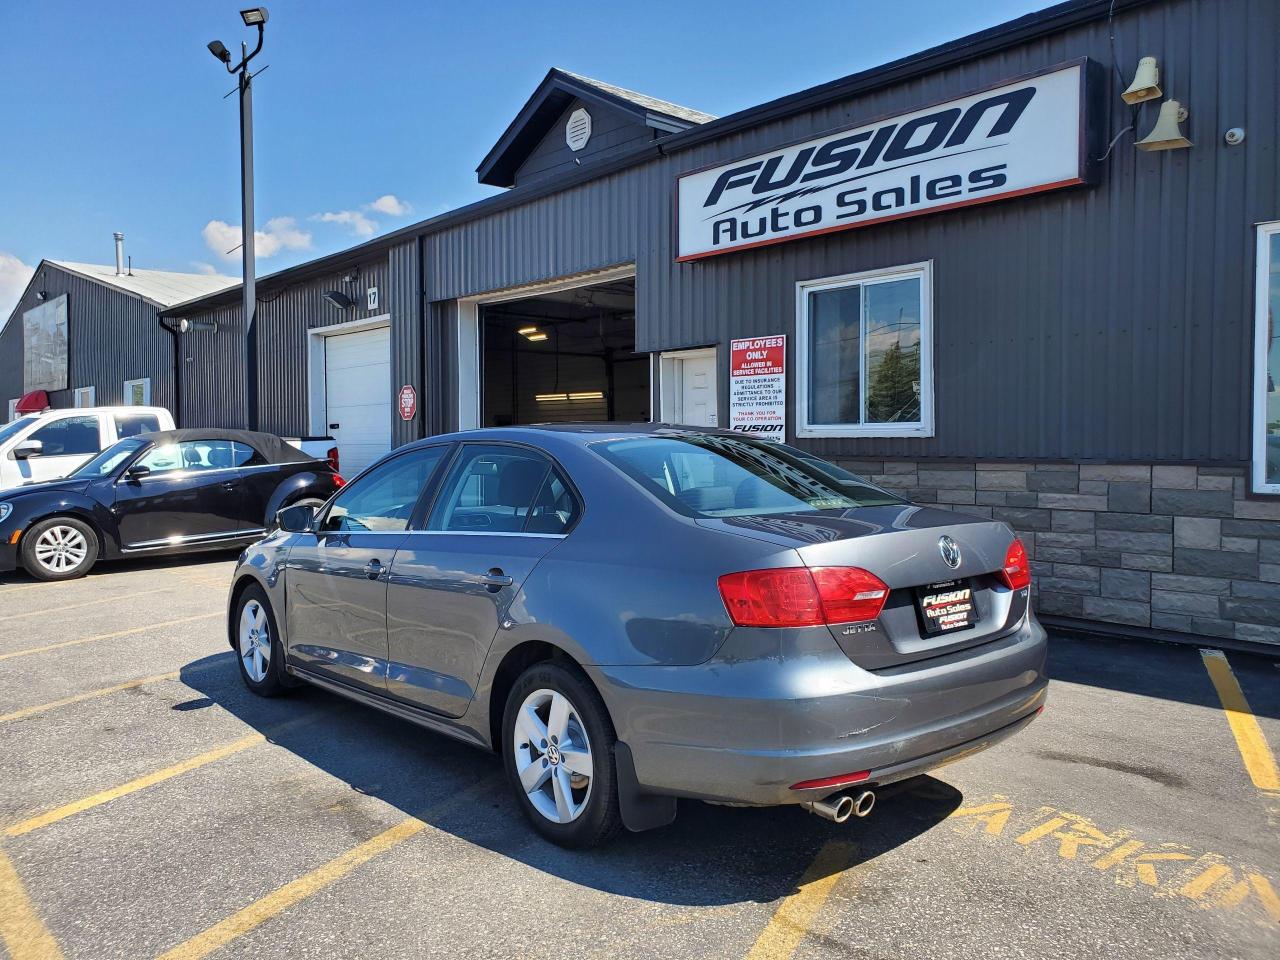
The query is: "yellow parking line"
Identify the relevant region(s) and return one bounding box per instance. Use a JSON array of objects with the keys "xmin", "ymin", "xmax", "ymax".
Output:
[
  {"xmin": 5, "ymin": 733, "xmax": 264, "ymax": 838},
  {"xmin": 0, "ymin": 846, "xmax": 65, "ymax": 959},
  {"xmin": 5, "ymin": 714, "xmax": 316, "ymax": 838},
  {"xmin": 0, "ymin": 656, "xmax": 228, "ymax": 725},
  {"xmin": 156, "ymin": 776, "xmax": 496, "ymax": 960},
  {"xmin": 745, "ymin": 840, "xmax": 858, "ymax": 960},
  {"xmin": 0, "ymin": 612, "xmax": 221, "ymax": 662},
  {"xmin": 0, "ymin": 672, "xmax": 180, "ymax": 724},
  {"xmin": 1200, "ymin": 649, "xmax": 1280, "ymax": 791},
  {"xmin": 0, "ymin": 586, "xmax": 175, "ymax": 622}
]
